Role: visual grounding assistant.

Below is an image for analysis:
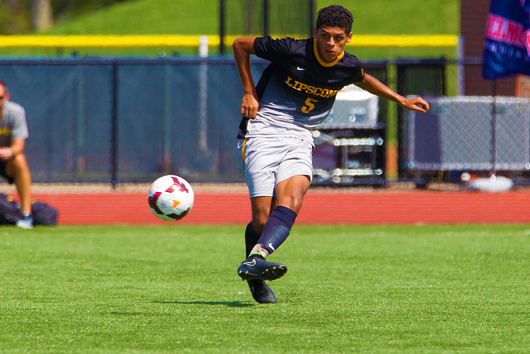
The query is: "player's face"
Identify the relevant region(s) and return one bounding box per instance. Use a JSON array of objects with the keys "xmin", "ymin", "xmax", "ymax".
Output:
[{"xmin": 314, "ymin": 25, "xmax": 352, "ymax": 63}]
